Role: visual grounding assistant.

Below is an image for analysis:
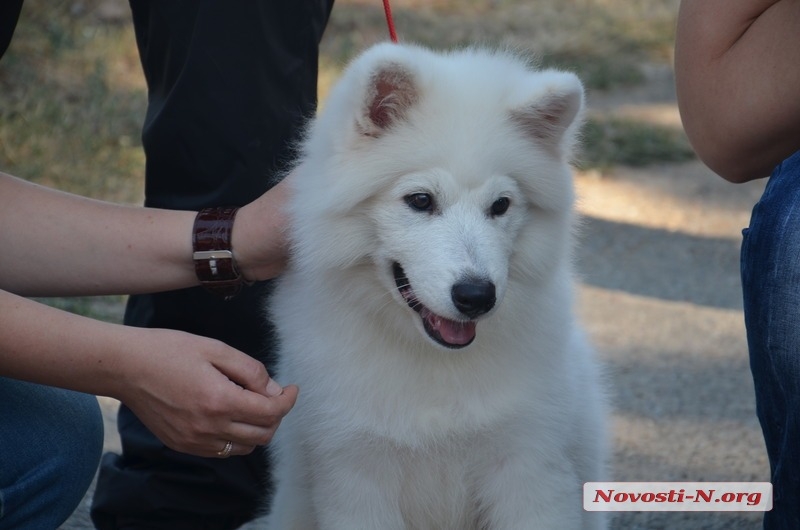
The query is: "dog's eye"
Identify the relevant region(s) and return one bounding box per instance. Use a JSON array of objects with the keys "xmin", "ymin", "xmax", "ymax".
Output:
[
  {"xmin": 490, "ymin": 197, "xmax": 510, "ymax": 217},
  {"xmin": 405, "ymin": 193, "xmax": 435, "ymax": 212}
]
